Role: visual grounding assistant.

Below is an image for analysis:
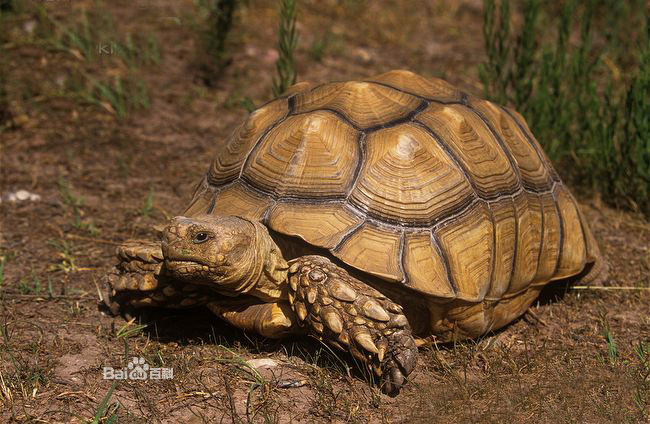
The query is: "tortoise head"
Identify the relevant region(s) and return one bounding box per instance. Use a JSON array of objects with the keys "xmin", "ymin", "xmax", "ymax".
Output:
[{"xmin": 161, "ymin": 215, "xmax": 288, "ymax": 301}]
